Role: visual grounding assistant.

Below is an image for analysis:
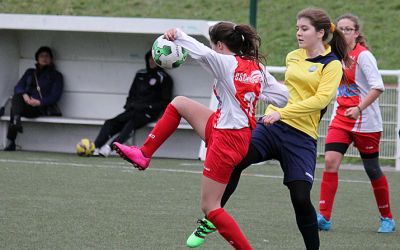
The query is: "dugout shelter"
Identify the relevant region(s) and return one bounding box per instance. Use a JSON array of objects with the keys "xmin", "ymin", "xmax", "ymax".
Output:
[{"xmin": 0, "ymin": 13, "xmax": 214, "ymax": 159}]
